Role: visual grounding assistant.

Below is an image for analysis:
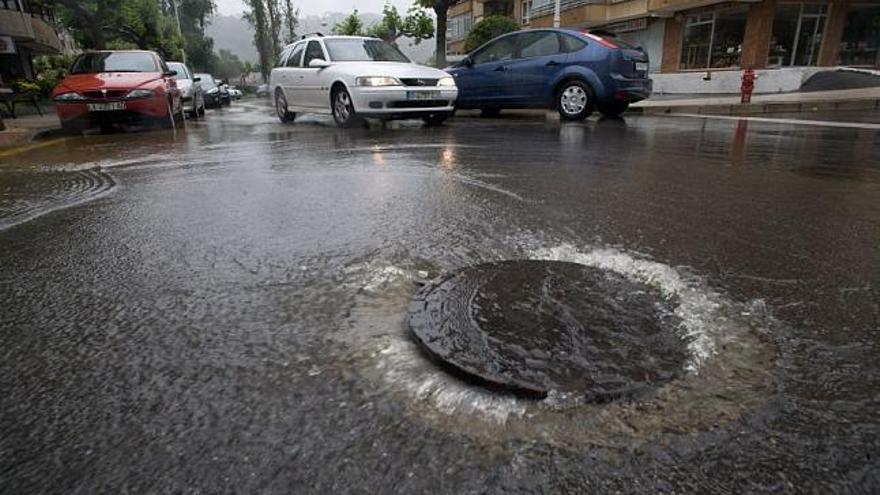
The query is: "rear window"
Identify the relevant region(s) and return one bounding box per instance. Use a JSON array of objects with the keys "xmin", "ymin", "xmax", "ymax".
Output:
[
  {"xmin": 196, "ymin": 74, "xmax": 216, "ymax": 88},
  {"xmin": 70, "ymin": 52, "xmax": 159, "ymax": 74},
  {"xmin": 583, "ymin": 32, "xmax": 640, "ymax": 50}
]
